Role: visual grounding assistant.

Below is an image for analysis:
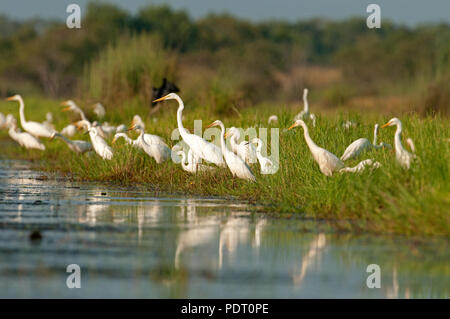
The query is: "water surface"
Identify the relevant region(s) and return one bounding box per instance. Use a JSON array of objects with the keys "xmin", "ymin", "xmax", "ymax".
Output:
[{"xmin": 0, "ymin": 160, "xmax": 448, "ymax": 298}]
